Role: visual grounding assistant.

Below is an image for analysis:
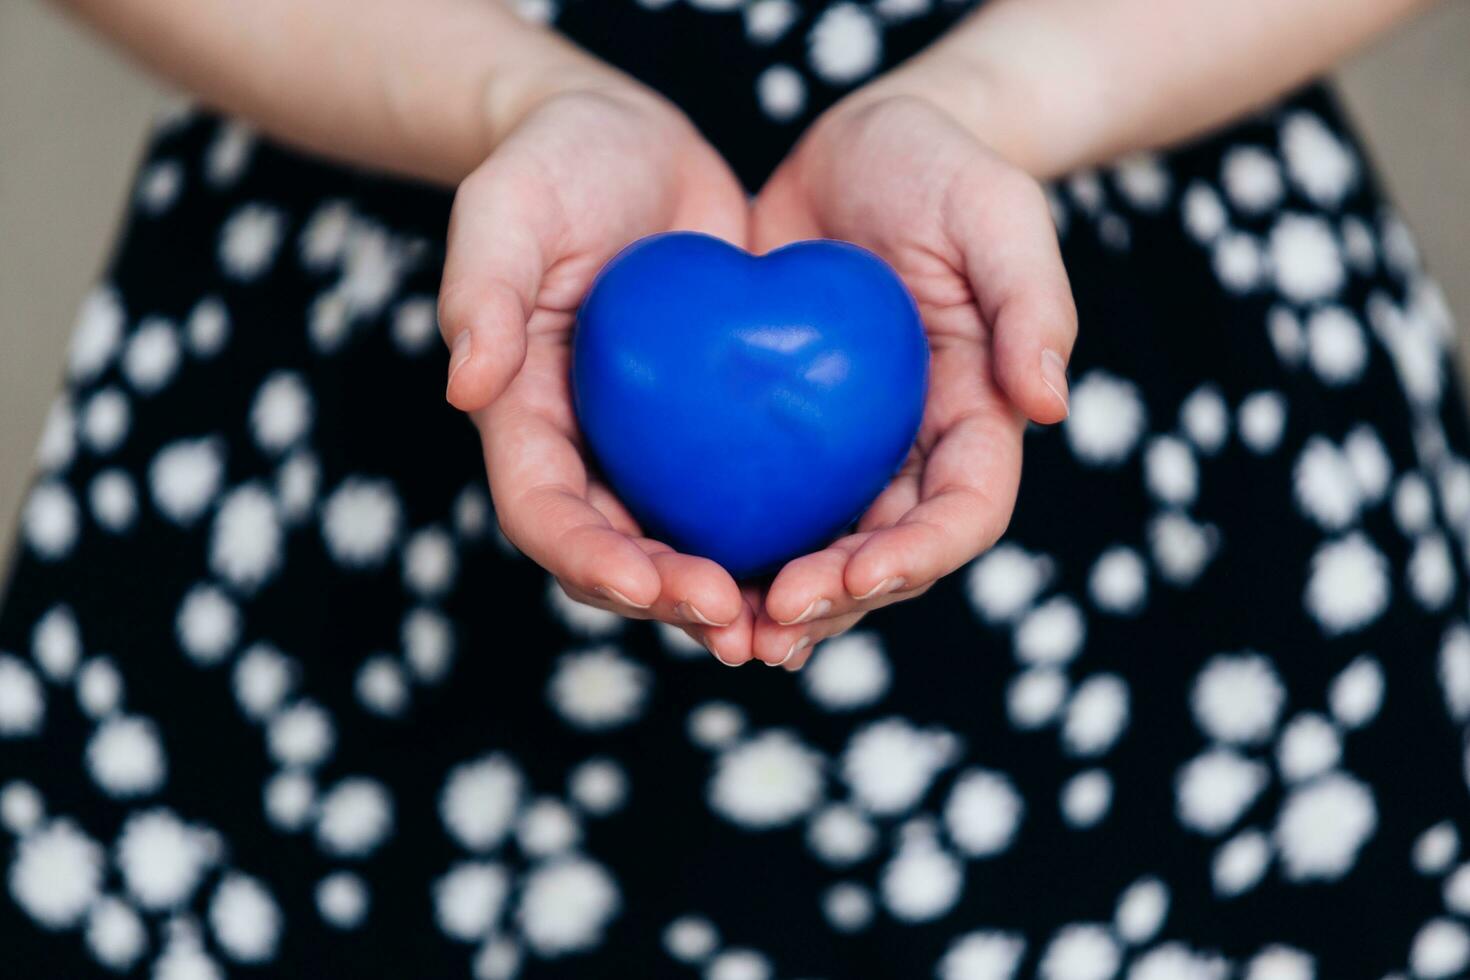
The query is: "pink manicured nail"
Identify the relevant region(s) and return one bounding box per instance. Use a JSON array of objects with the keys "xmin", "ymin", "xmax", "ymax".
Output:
[
  {"xmin": 777, "ymin": 597, "xmax": 831, "ymax": 626},
  {"xmin": 676, "ymin": 601, "xmax": 727, "ymax": 627},
  {"xmin": 1041, "ymin": 348, "xmax": 1069, "ymax": 417},
  {"xmin": 596, "ymin": 585, "xmax": 651, "ymax": 610},
  {"xmin": 853, "ymin": 577, "xmax": 906, "ymax": 601},
  {"xmin": 446, "ymin": 330, "xmax": 472, "ymax": 395},
  {"xmin": 778, "ymin": 636, "xmax": 810, "ymax": 666}
]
